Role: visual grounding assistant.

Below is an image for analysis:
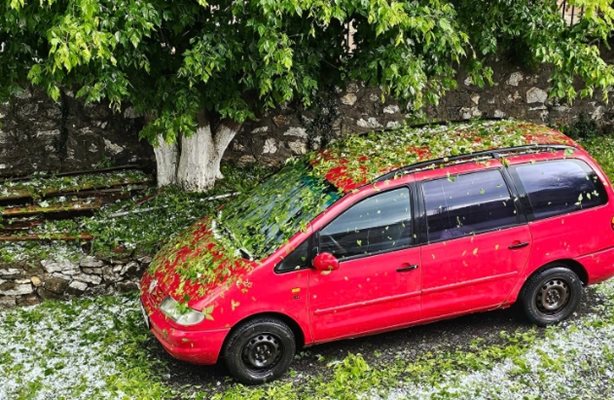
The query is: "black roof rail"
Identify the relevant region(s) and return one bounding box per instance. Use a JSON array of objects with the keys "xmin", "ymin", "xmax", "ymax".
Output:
[{"xmin": 374, "ymin": 144, "xmax": 574, "ymax": 182}]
